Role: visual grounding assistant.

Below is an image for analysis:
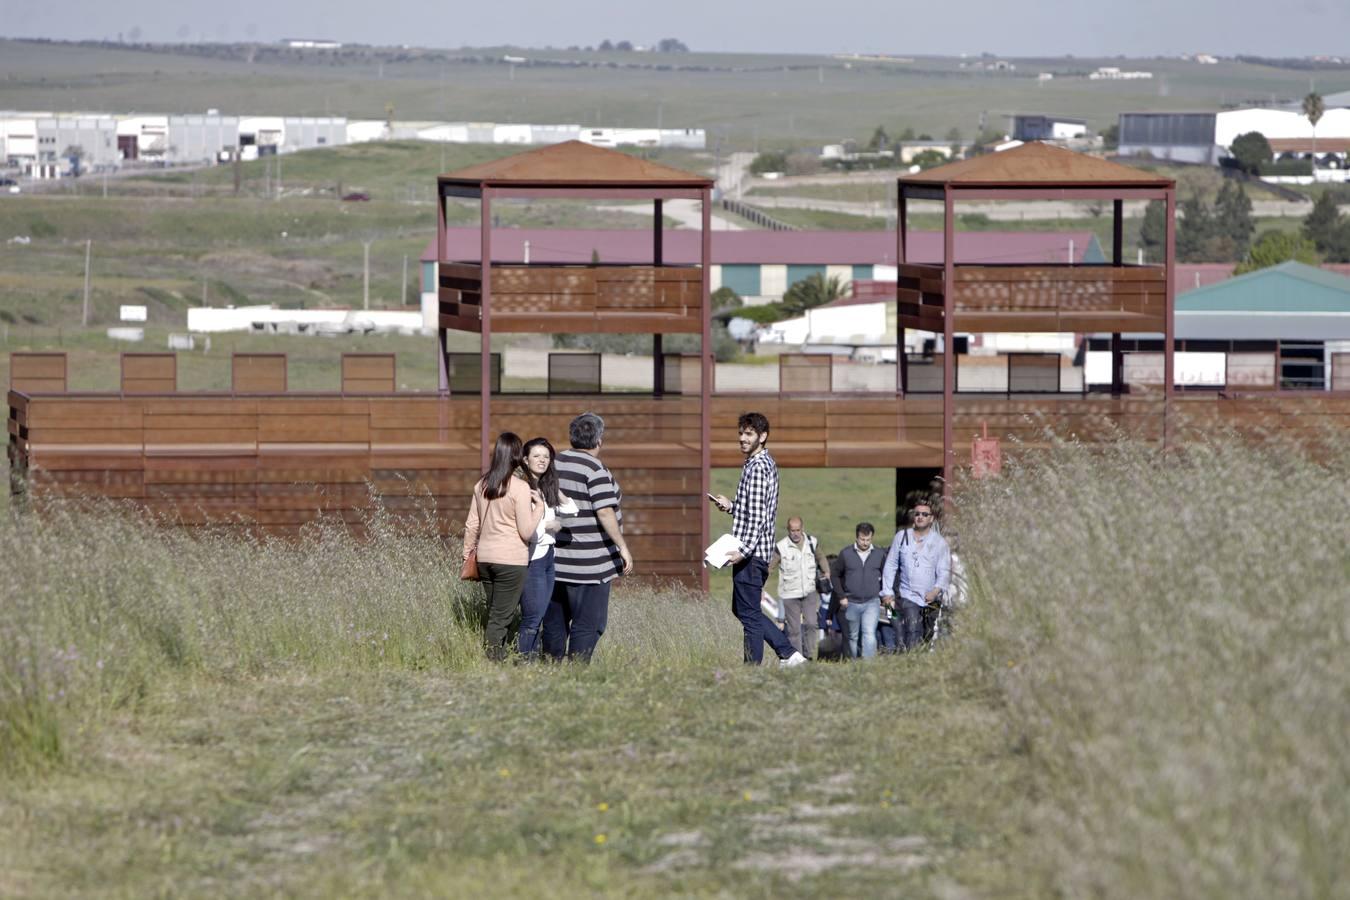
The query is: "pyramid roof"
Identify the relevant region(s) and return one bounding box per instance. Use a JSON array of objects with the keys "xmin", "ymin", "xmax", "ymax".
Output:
[
  {"xmin": 900, "ymin": 142, "xmax": 1174, "ymax": 189},
  {"xmin": 440, "ymin": 140, "xmax": 712, "ymax": 187}
]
